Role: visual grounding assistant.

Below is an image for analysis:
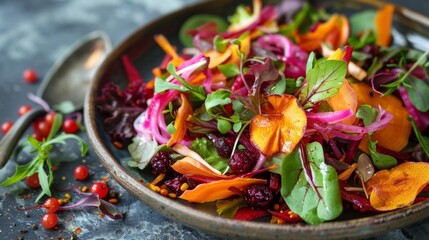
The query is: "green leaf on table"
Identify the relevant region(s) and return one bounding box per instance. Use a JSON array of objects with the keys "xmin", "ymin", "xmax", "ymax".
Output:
[
  {"xmin": 280, "ymin": 142, "xmax": 342, "ymax": 224},
  {"xmin": 298, "ymin": 60, "xmax": 347, "ymax": 109},
  {"xmin": 36, "ymin": 163, "xmax": 51, "ymax": 202},
  {"xmin": 0, "ymin": 158, "xmax": 39, "ymax": 186},
  {"xmin": 190, "ymin": 138, "xmax": 229, "ymax": 171}
]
